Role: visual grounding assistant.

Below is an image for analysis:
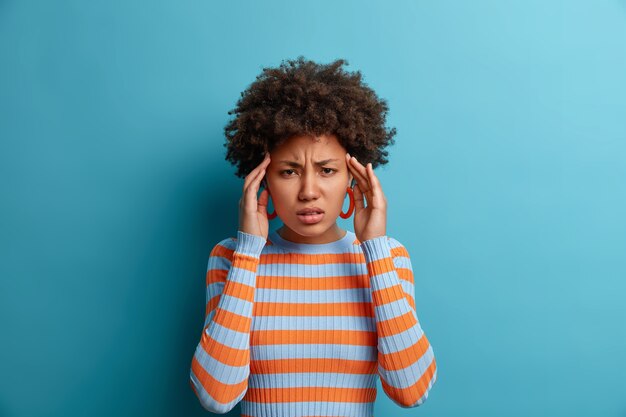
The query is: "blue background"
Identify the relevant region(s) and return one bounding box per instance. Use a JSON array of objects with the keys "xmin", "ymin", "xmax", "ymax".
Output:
[{"xmin": 1, "ymin": 1, "xmax": 625, "ymax": 416}]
